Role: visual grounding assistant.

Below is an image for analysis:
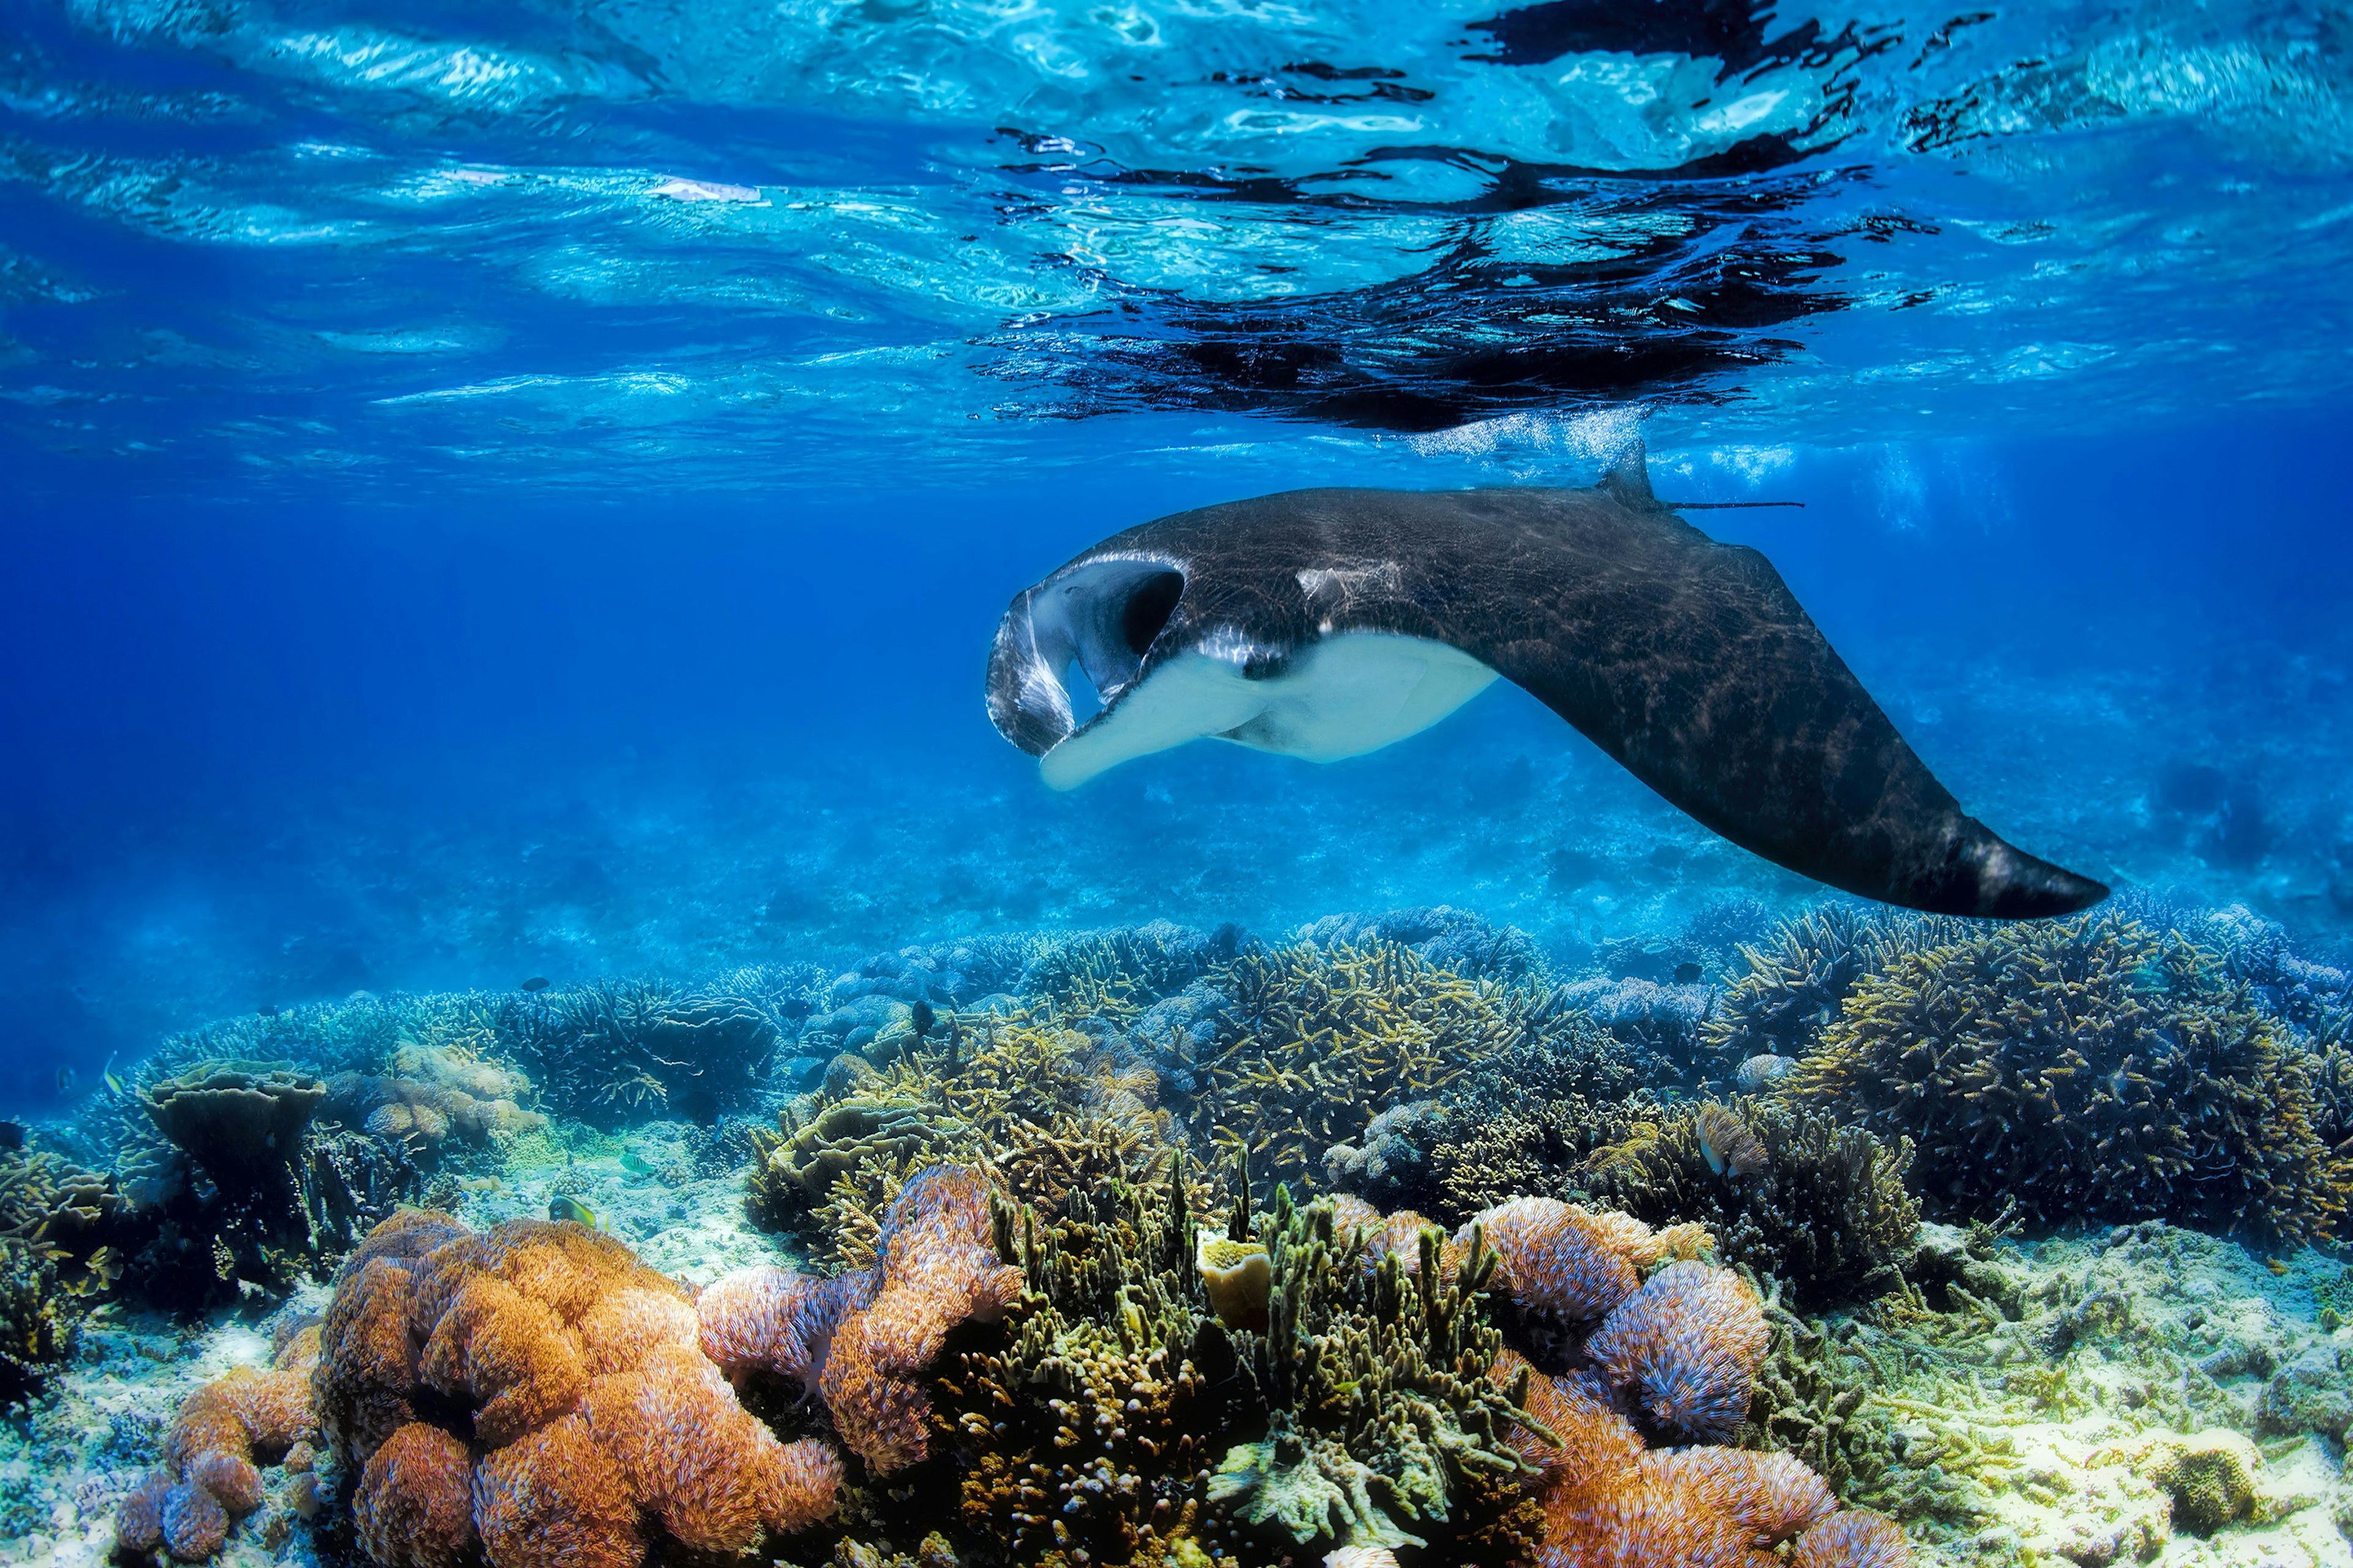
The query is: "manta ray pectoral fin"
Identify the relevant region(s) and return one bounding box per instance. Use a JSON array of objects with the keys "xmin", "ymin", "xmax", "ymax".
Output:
[{"xmin": 1476, "ymin": 507, "xmax": 2107, "ymax": 919}]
